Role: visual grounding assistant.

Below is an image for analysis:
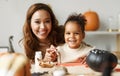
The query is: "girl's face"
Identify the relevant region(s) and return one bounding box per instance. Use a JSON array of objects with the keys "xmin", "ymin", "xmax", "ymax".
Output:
[
  {"xmin": 31, "ymin": 10, "xmax": 52, "ymax": 42},
  {"xmin": 64, "ymin": 21, "xmax": 85, "ymax": 49}
]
